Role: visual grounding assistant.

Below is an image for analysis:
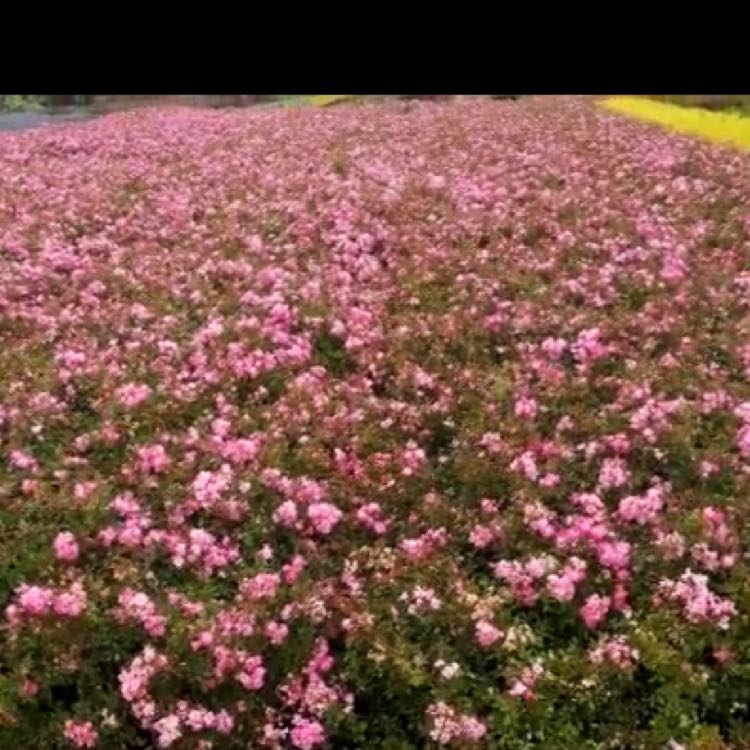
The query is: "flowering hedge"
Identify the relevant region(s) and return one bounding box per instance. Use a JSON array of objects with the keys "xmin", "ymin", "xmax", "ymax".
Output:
[{"xmin": 1, "ymin": 97, "xmax": 750, "ymax": 749}]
